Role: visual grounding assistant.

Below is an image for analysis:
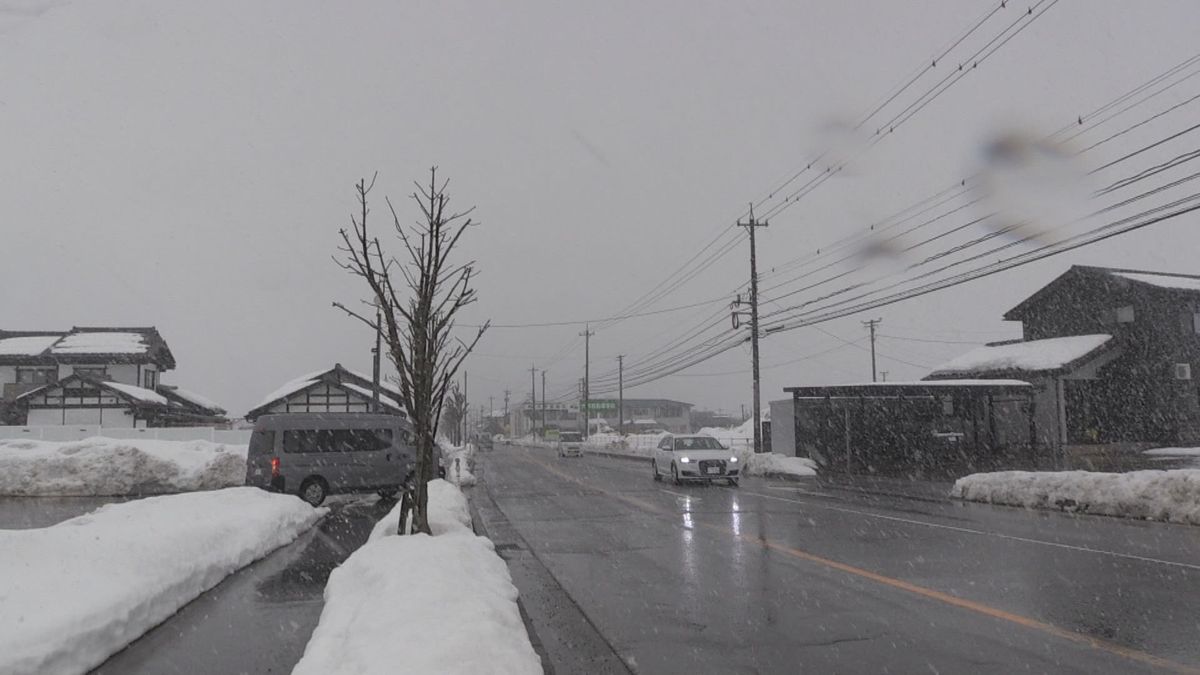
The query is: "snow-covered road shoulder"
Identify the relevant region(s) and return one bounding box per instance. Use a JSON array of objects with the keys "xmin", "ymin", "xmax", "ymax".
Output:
[
  {"xmin": 293, "ymin": 479, "xmax": 541, "ymax": 675},
  {"xmin": 0, "ymin": 436, "xmax": 247, "ymax": 496},
  {"xmin": 742, "ymin": 452, "xmax": 818, "ymax": 479},
  {"xmin": 951, "ymin": 469, "xmax": 1200, "ymax": 525},
  {"xmin": 0, "ymin": 487, "xmax": 325, "ymax": 675}
]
